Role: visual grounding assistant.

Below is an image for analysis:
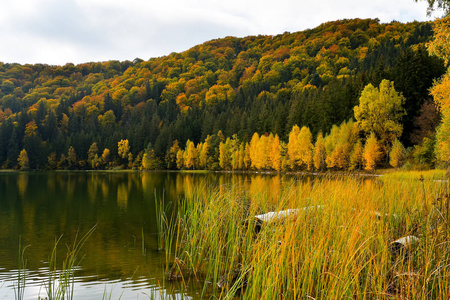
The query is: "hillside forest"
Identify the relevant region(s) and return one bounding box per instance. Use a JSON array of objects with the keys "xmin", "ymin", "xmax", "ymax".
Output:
[{"xmin": 0, "ymin": 18, "xmax": 447, "ymax": 171}]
